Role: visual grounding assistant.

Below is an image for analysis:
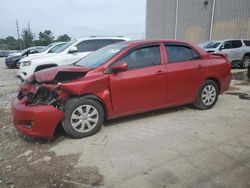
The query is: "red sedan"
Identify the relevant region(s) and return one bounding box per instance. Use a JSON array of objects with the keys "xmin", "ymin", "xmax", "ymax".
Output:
[{"xmin": 12, "ymin": 40, "xmax": 231, "ymax": 139}]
